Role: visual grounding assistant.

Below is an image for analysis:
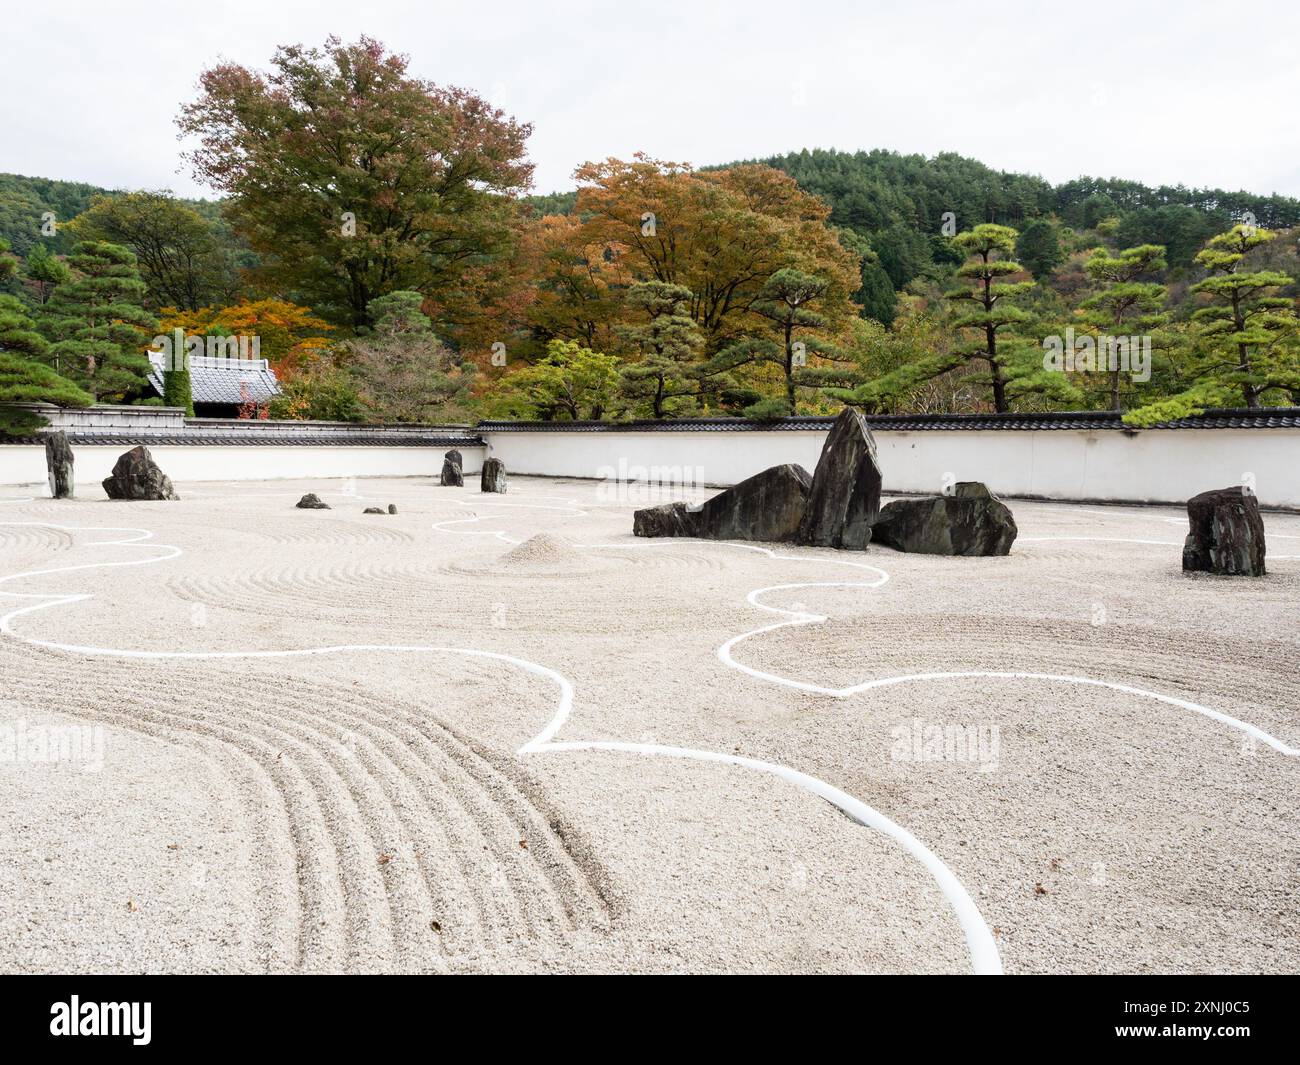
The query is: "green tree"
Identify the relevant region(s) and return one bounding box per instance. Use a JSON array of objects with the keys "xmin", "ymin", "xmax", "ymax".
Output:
[
  {"xmin": 1016, "ymin": 219, "xmax": 1065, "ymax": 281},
  {"xmin": 1078, "ymin": 244, "xmax": 1168, "ymax": 410},
  {"xmin": 490, "ymin": 339, "xmax": 621, "ymax": 420},
  {"xmin": 66, "ymin": 191, "xmax": 238, "ymax": 310},
  {"xmin": 840, "ymin": 224, "xmax": 1078, "ymax": 413},
  {"xmin": 37, "ymin": 241, "xmax": 157, "ymax": 401},
  {"xmin": 615, "ymin": 281, "xmax": 705, "ymax": 418},
  {"xmin": 1127, "ymin": 225, "xmax": 1299, "ymax": 424},
  {"xmin": 23, "ymin": 243, "xmax": 72, "ymax": 304},
  {"xmin": 178, "ymin": 36, "xmax": 533, "ymax": 329},
  {"xmin": 702, "ymin": 269, "xmax": 849, "ymax": 417},
  {"xmin": 0, "ymin": 293, "xmax": 93, "ymax": 434},
  {"xmin": 342, "ymin": 290, "xmax": 473, "ymax": 422}
]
